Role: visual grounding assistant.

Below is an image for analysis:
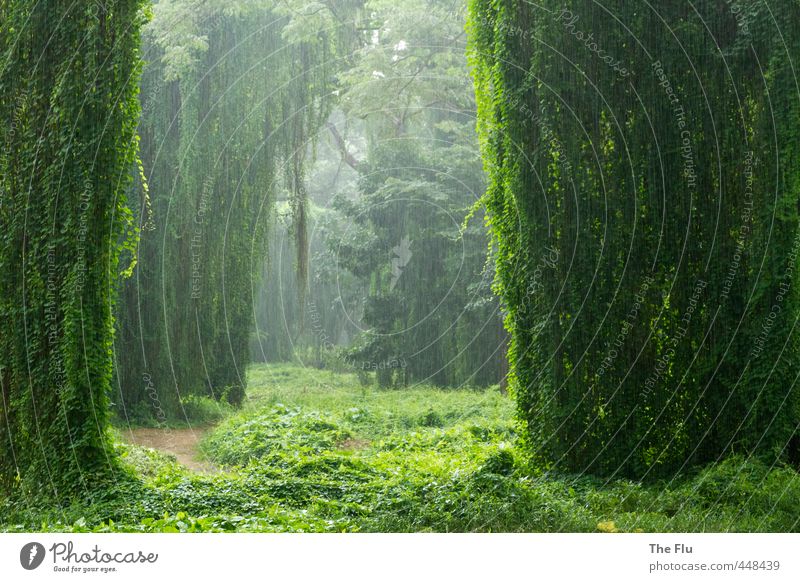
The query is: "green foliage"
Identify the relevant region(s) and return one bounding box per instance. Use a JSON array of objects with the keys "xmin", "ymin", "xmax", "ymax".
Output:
[
  {"xmin": 202, "ymin": 405, "xmax": 352, "ymax": 465},
  {"xmin": 250, "ymin": 201, "xmax": 367, "ymax": 366},
  {"xmin": 330, "ymin": 0, "xmax": 506, "ymax": 388},
  {"xmin": 179, "ymin": 395, "xmax": 232, "ymax": 425},
  {"xmin": 3, "ymin": 365, "xmax": 797, "ymax": 533},
  {"xmin": 0, "ymin": 0, "xmax": 147, "ymax": 498},
  {"xmin": 114, "ymin": 0, "xmax": 362, "ymax": 420},
  {"xmin": 467, "ymin": 0, "xmax": 800, "ymax": 477}
]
